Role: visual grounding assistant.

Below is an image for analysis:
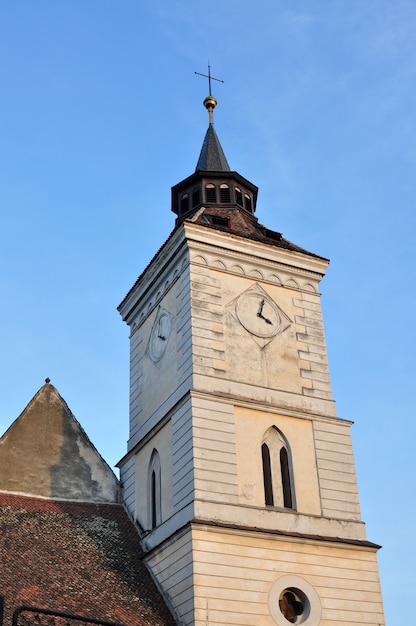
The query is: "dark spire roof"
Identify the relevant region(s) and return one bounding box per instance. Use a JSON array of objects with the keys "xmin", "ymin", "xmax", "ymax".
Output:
[
  {"xmin": 195, "ymin": 94, "xmax": 230, "ymax": 172},
  {"xmin": 171, "ymin": 93, "xmax": 257, "ymax": 221},
  {"xmin": 195, "ymin": 123, "xmax": 230, "ymax": 172}
]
